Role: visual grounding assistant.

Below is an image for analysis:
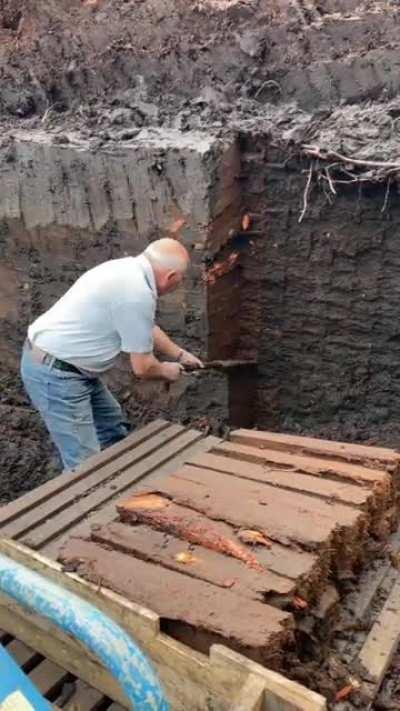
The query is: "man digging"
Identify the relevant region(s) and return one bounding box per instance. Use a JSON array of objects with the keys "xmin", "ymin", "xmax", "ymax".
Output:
[{"xmin": 21, "ymin": 238, "xmax": 203, "ymax": 472}]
